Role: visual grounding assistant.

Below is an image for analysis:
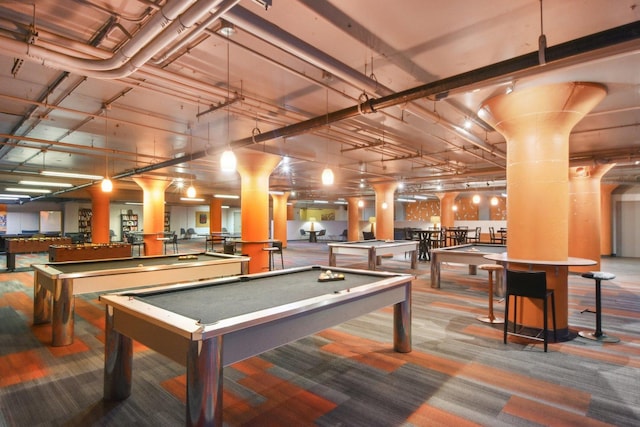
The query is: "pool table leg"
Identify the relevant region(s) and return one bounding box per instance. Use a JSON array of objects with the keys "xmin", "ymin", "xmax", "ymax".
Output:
[
  {"xmin": 33, "ymin": 271, "xmax": 52, "ymax": 325},
  {"xmin": 393, "ymin": 283, "xmax": 412, "ymax": 353},
  {"xmin": 410, "ymin": 249, "xmax": 417, "ymax": 269},
  {"xmin": 368, "ymin": 247, "xmax": 376, "ymax": 270},
  {"xmin": 51, "ymin": 278, "xmax": 74, "ymax": 346},
  {"xmin": 430, "ymin": 254, "xmax": 441, "ymax": 288},
  {"xmin": 186, "ymin": 336, "xmax": 222, "ymax": 427},
  {"xmin": 104, "ymin": 306, "xmax": 133, "ymax": 401},
  {"xmin": 328, "ymin": 247, "xmax": 336, "ymax": 267}
]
